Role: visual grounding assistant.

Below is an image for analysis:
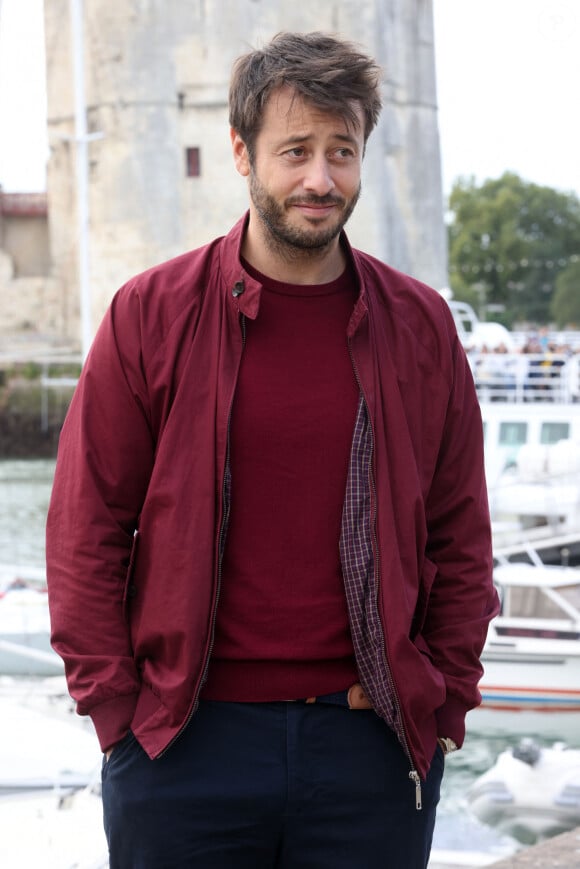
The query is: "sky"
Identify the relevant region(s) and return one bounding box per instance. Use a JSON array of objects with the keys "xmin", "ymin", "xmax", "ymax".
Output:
[
  {"xmin": 433, "ymin": 0, "xmax": 580, "ymax": 198},
  {"xmin": 0, "ymin": 0, "xmax": 579, "ymax": 198}
]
